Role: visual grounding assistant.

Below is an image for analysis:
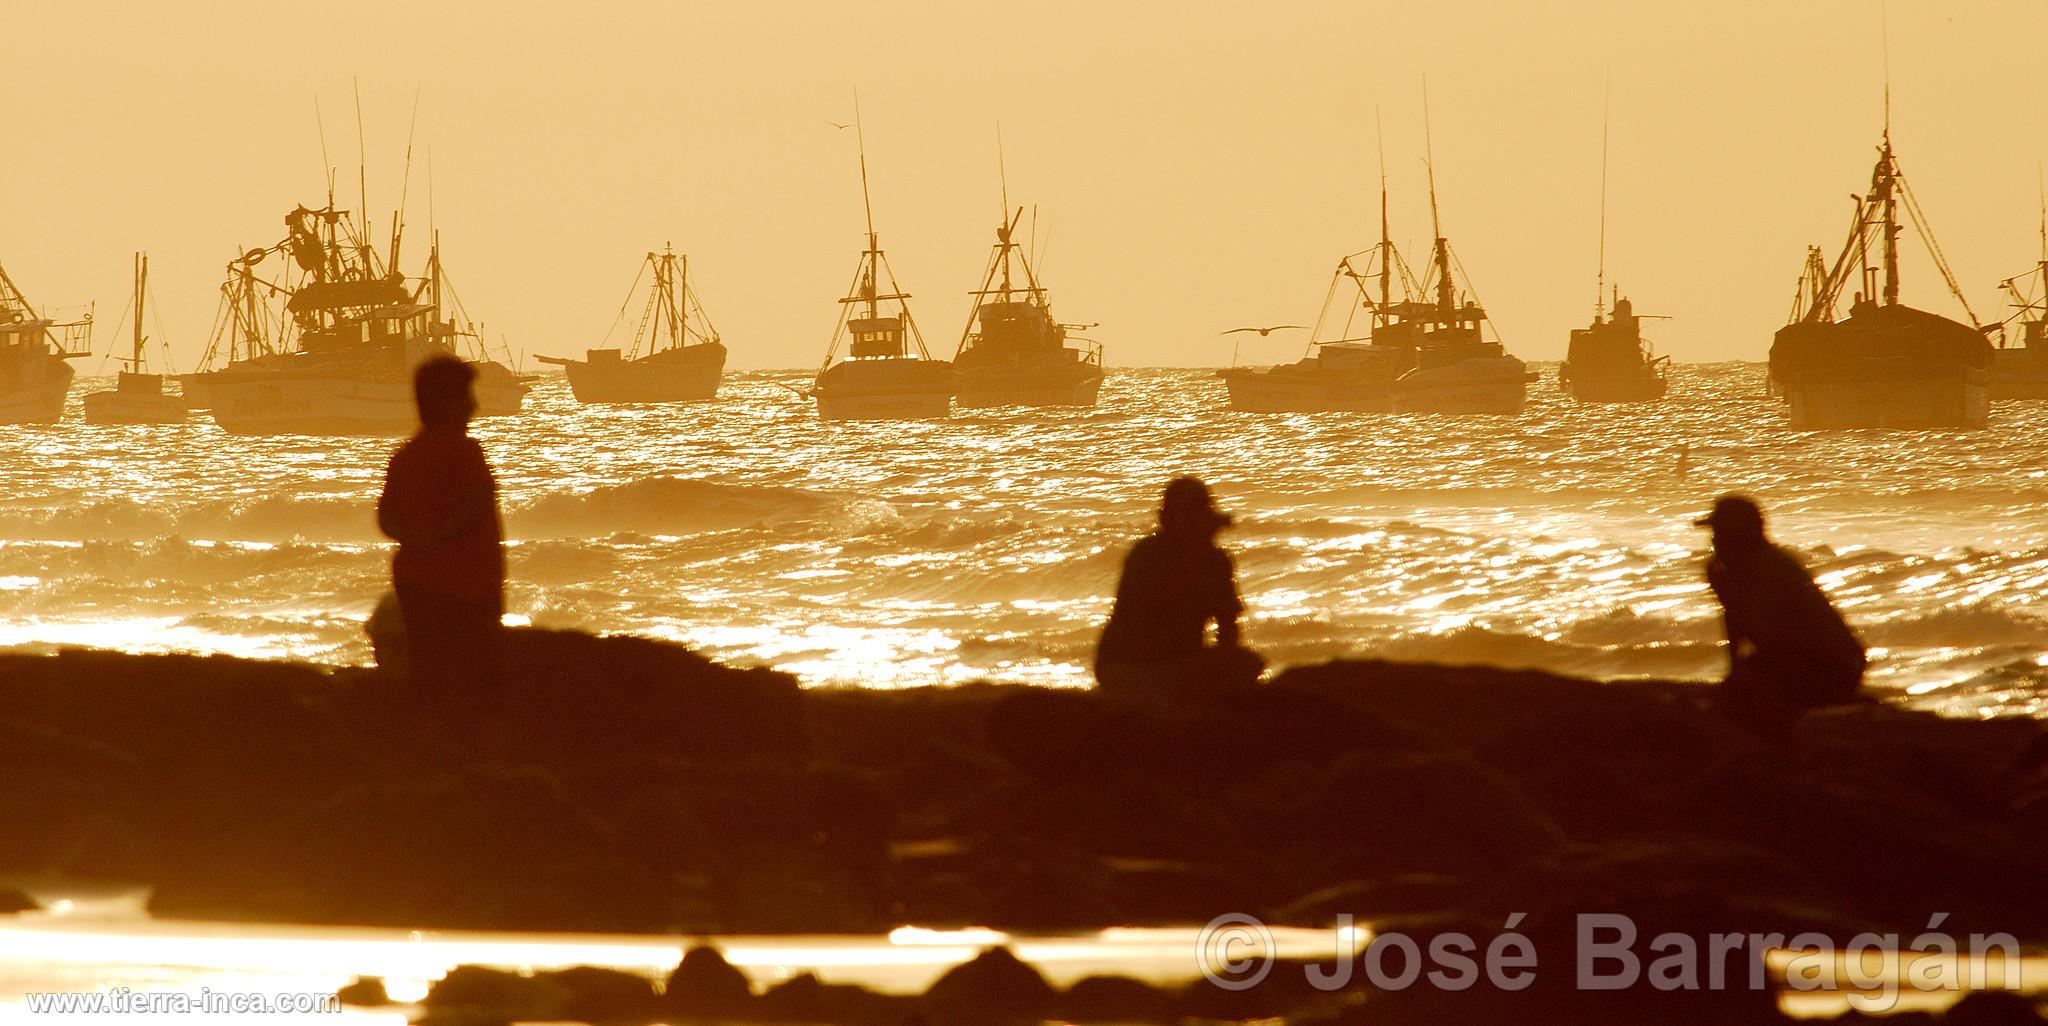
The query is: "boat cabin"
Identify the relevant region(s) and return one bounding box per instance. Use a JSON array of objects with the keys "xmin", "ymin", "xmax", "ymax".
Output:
[{"xmin": 849, "ymin": 316, "xmax": 908, "ymax": 359}]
